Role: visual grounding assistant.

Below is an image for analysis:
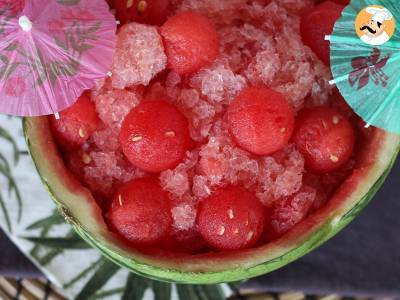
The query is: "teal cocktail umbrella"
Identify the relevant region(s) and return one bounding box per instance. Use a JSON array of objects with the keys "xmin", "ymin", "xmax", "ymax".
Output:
[{"xmin": 329, "ymin": 0, "xmax": 399, "ymax": 134}]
